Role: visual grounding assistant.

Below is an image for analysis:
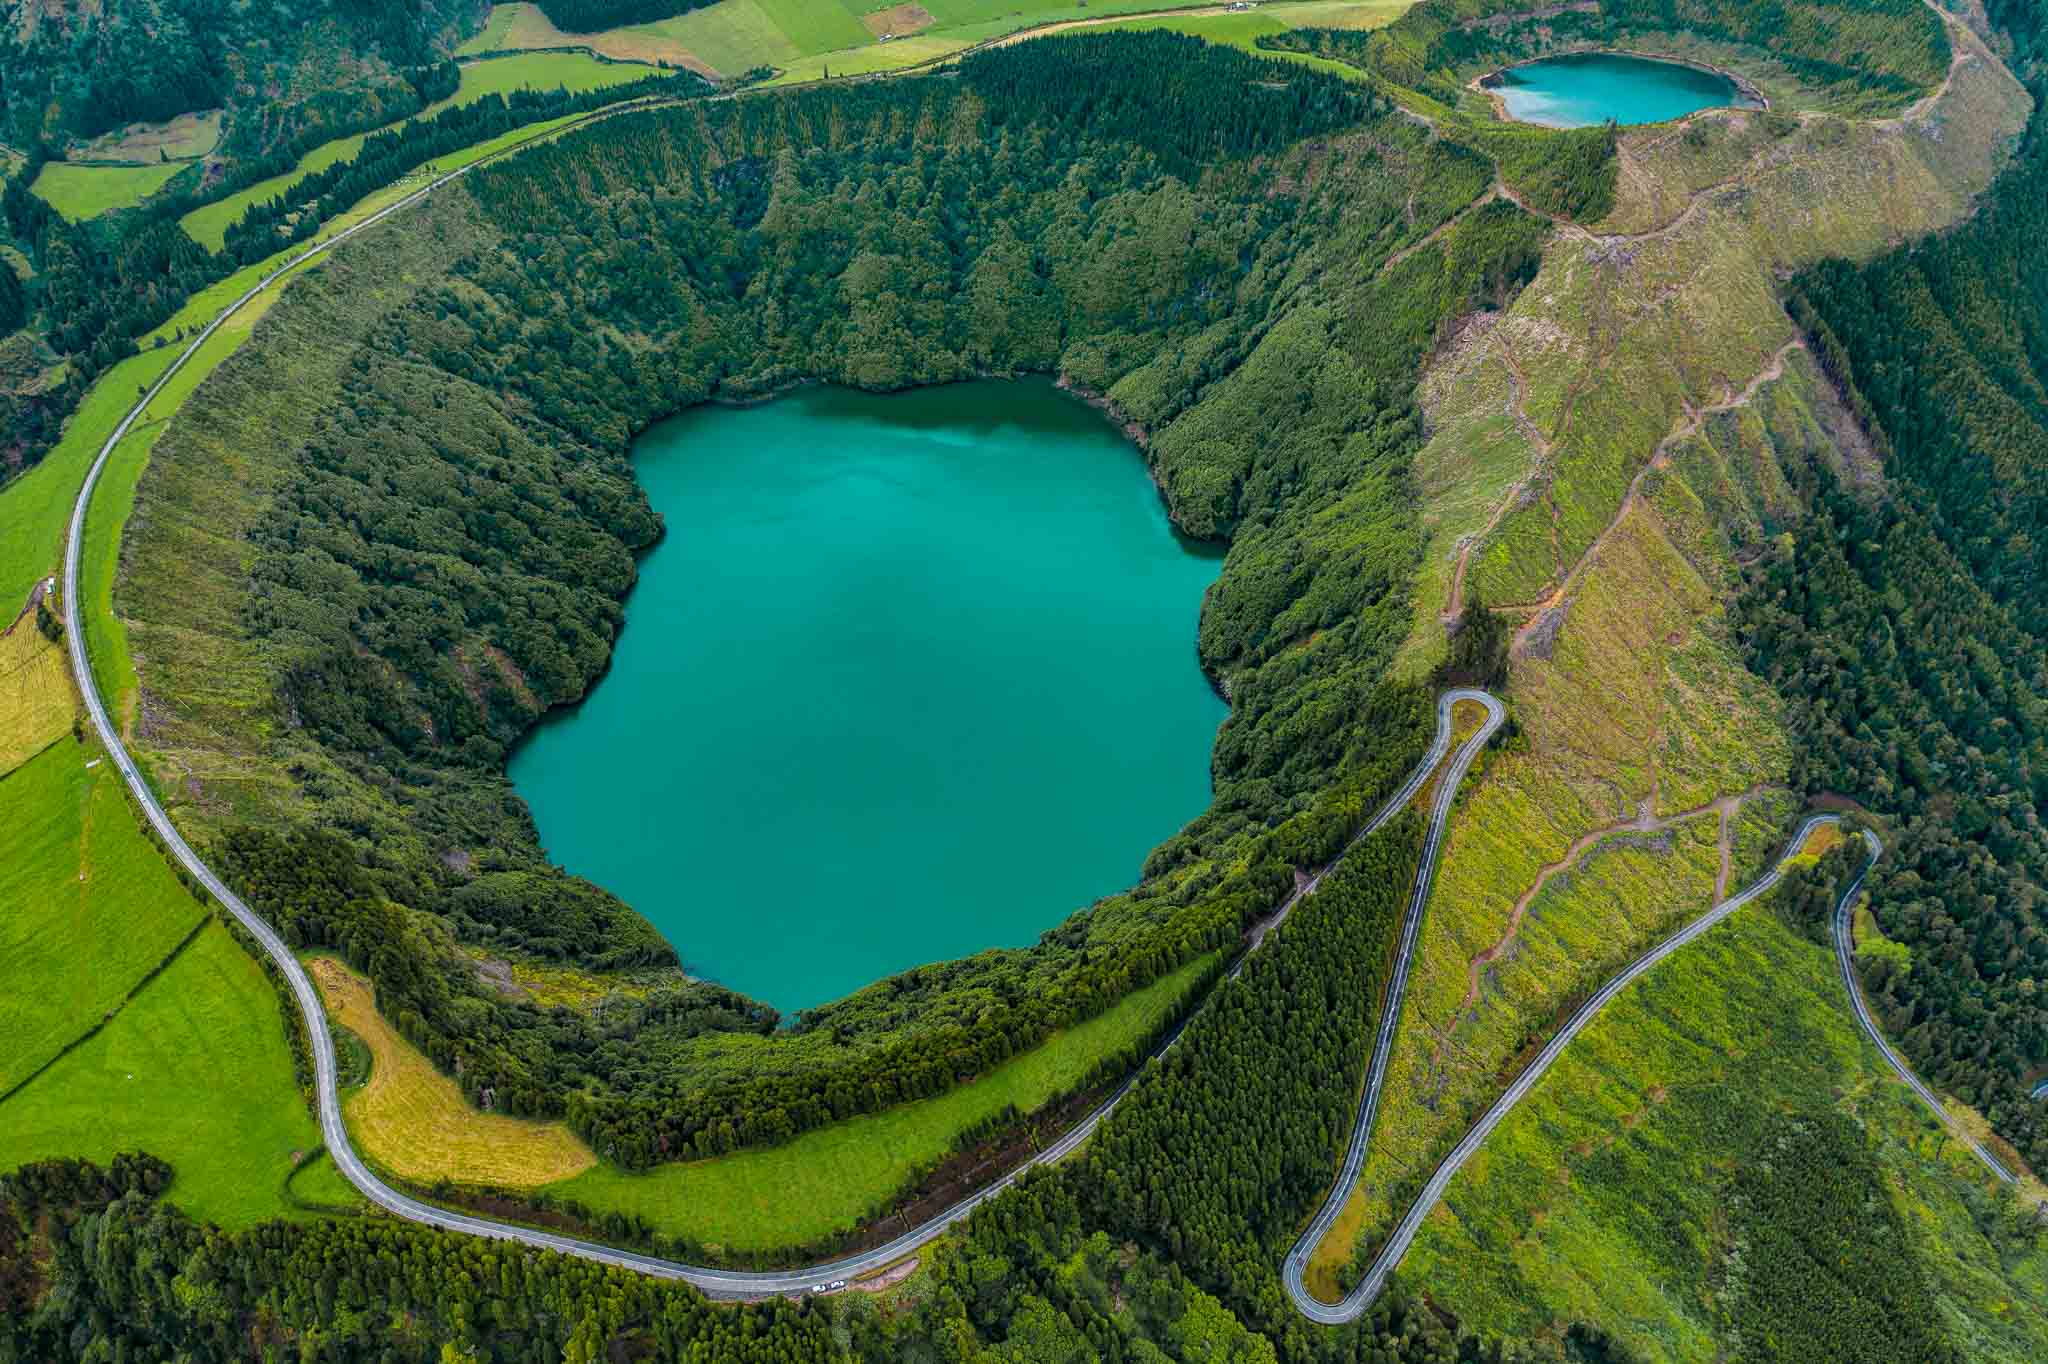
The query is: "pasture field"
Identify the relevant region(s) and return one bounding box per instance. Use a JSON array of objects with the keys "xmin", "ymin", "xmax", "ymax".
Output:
[
  {"xmin": 70, "ymin": 110, "xmax": 223, "ymax": 164},
  {"xmin": 0, "ymin": 742, "xmax": 207, "ymax": 1094},
  {"xmin": 181, "ymin": 53, "xmax": 667, "ymax": 251},
  {"xmin": 459, "ymin": 0, "xmax": 1397, "ymax": 82},
  {"xmin": 0, "ymin": 920, "xmax": 321, "ymax": 1230},
  {"xmin": 552, "ymin": 951, "xmax": 1220, "ymax": 1252},
  {"xmin": 30, "ymin": 160, "xmax": 185, "ymax": 221},
  {"xmin": 0, "ymin": 623, "xmax": 72, "ymax": 775},
  {"xmin": 1402, "ymin": 906, "xmax": 2048, "ymax": 1364},
  {"xmin": 309, "ymin": 956, "xmax": 598, "ymax": 1188}
]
